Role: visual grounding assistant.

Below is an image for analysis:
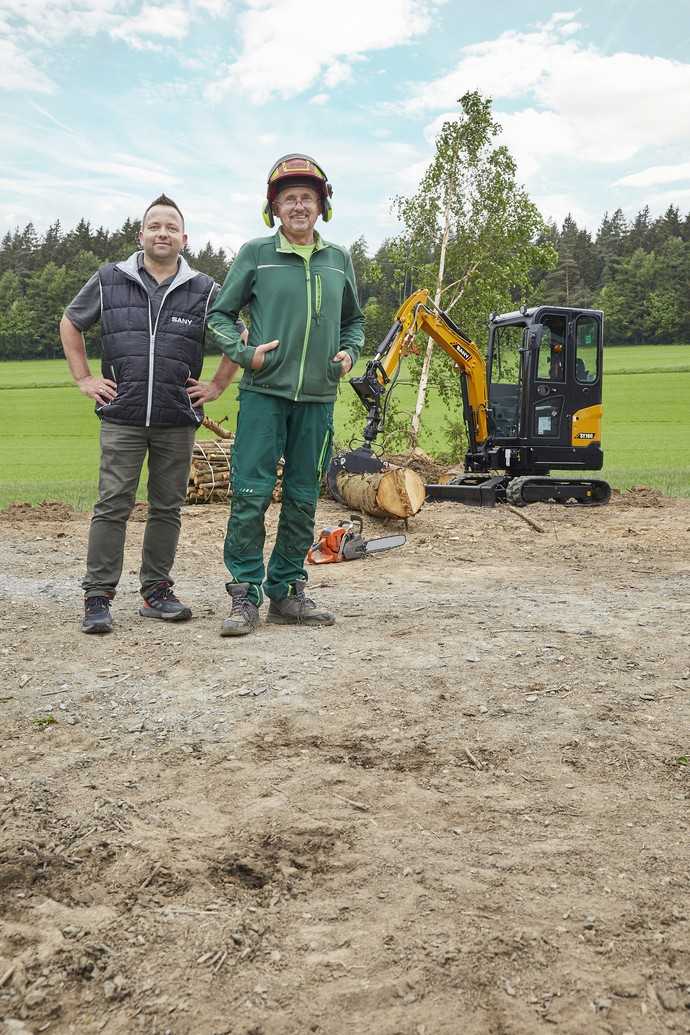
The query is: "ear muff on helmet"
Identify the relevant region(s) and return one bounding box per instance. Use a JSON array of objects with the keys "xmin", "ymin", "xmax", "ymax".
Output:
[
  {"xmin": 262, "ymin": 153, "xmax": 333, "ymax": 227},
  {"xmin": 262, "ymin": 199, "xmax": 275, "ymax": 228}
]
